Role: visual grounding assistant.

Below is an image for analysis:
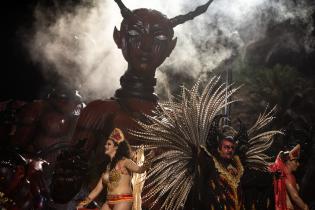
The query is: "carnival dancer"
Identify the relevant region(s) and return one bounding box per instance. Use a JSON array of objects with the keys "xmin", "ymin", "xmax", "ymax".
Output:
[
  {"xmin": 77, "ymin": 128, "xmax": 150, "ymax": 210},
  {"xmin": 269, "ymin": 144, "xmax": 309, "ymax": 210},
  {"xmin": 130, "ymin": 77, "xmax": 282, "ymax": 210}
]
